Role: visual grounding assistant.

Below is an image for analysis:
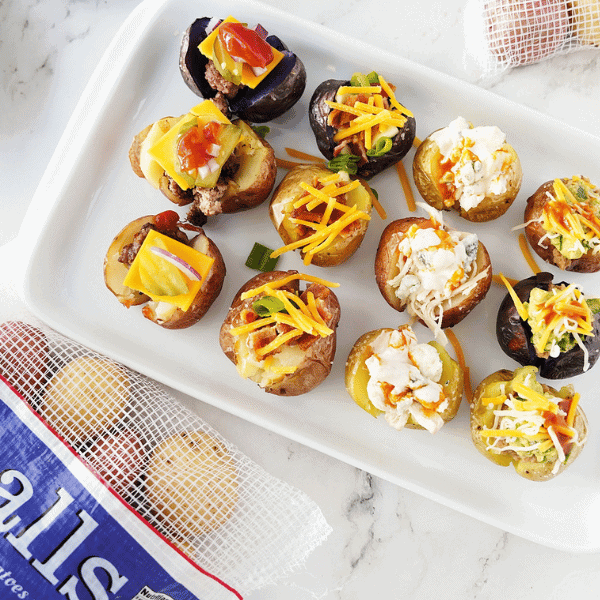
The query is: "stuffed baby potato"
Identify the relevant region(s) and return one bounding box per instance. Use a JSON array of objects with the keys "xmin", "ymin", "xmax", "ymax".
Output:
[
  {"xmin": 345, "ymin": 325, "xmax": 464, "ymax": 433},
  {"xmin": 524, "ymin": 175, "xmax": 600, "ymax": 273},
  {"xmin": 413, "ymin": 116, "xmax": 522, "ymax": 222},
  {"xmin": 129, "ymin": 100, "xmax": 276, "ymax": 223},
  {"xmin": 219, "ymin": 270, "xmax": 340, "ymax": 396},
  {"xmin": 179, "ymin": 16, "xmax": 306, "ymax": 123},
  {"xmin": 496, "ymin": 272, "xmax": 600, "ymax": 379},
  {"xmin": 374, "ymin": 207, "xmax": 492, "ymax": 341},
  {"xmin": 470, "ymin": 366, "xmax": 588, "ymax": 481},
  {"xmin": 269, "ymin": 164, "xmax": 373, "ymax": 267},
  {"xmin": 104, "ymin": 210, "xmax": 226, "ymax": 329},
  {"xmin": 309, "ymin": 70, "xmax": 416, "ymax": 180}
]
